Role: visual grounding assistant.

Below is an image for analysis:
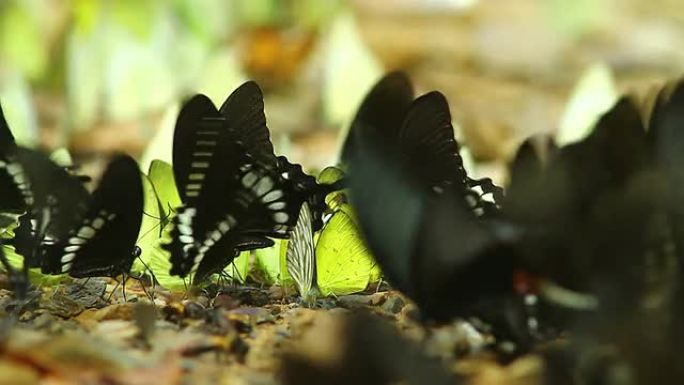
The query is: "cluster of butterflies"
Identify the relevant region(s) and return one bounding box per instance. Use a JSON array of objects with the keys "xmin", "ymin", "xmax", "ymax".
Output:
[
  {"xmin": 346, "ymin": 73, "xmax": 684, "ymax": 380},
  {"xmin": 0, "ymin": 81, "xmax": 350, "ymax": 299},
  {"xmin": 3, "ymin": 71, "xmax": 684, "ymax": 380}
]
